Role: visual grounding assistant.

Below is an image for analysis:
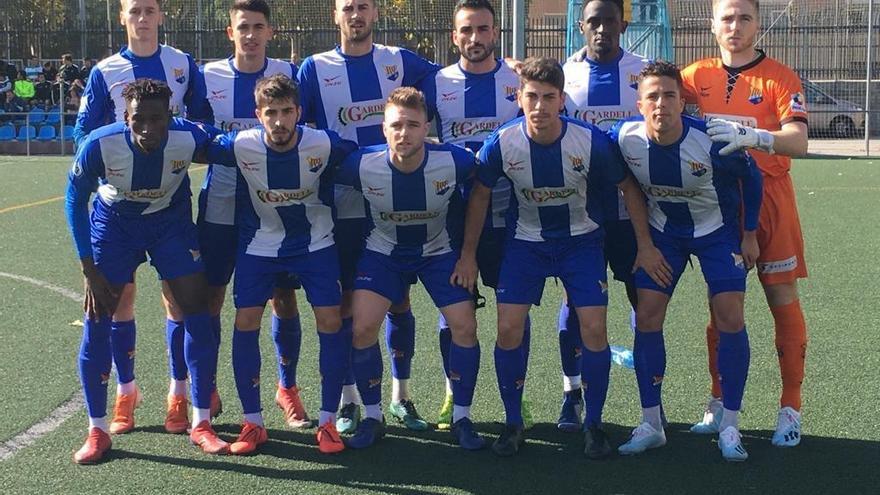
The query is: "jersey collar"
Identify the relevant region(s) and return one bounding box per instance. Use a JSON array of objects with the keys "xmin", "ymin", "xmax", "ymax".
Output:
[{"xmin": 722, "ymin": 49, "xmax": 767, "ymax": 73}]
